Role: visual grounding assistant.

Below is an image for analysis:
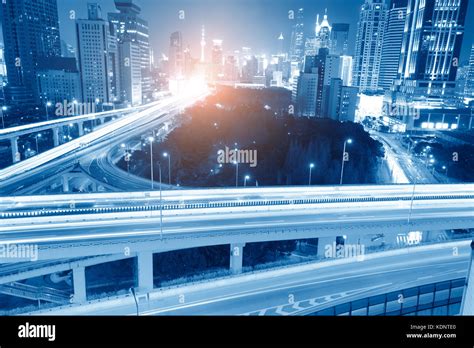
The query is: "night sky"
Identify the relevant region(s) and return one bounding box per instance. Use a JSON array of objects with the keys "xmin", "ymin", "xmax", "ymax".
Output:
[{"xmin": 56, "ymin": 0, "xmax": 474, "ymax": 62}]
